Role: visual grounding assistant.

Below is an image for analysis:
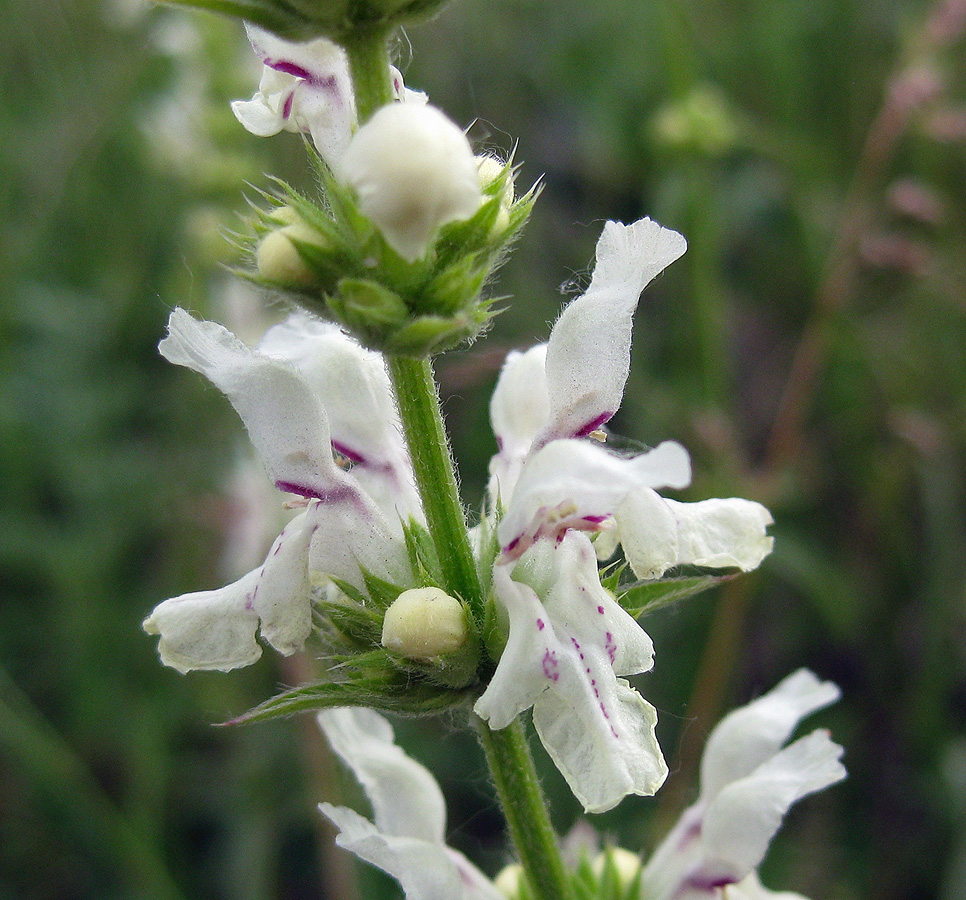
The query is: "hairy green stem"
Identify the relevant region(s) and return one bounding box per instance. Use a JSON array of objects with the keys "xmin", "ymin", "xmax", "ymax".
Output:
[
  {"xmin": 341, "ymin": 27, "xmax": 395, "ymax": 123},
  {"xmin": 386, "ymin": 356, "xmax": 484, "ymax": 616},
  {"xmin": 343, "ymin": 29, "xmax": 570, "ymax": 900},
  {"xmin": 476, "ymin": 717, "xmax": 574, "ymax": 900}
]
